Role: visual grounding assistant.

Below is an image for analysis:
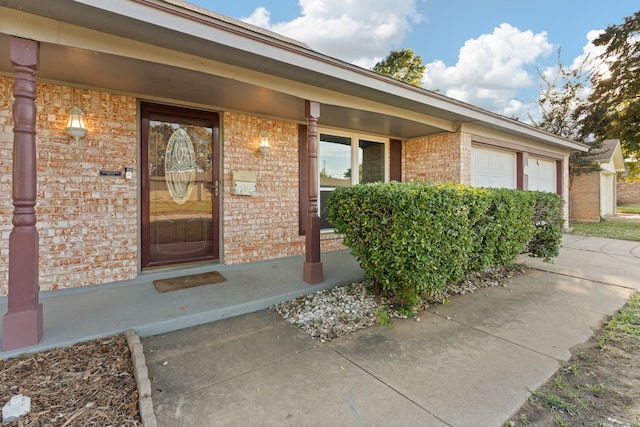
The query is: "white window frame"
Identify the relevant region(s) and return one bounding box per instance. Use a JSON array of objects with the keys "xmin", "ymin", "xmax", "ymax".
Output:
[{"xmin": 318, "ymin": 128, "xmax": 389, "ymax": 230}]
